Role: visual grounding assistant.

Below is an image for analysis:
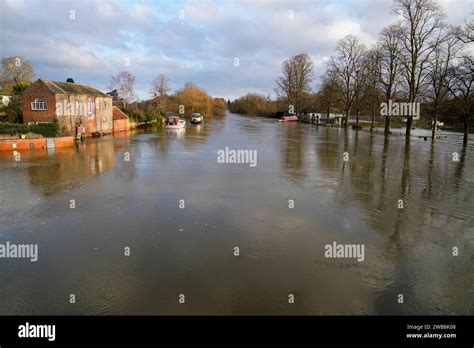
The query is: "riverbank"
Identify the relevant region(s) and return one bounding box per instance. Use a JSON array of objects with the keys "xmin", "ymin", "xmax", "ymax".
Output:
[
  {"xmin": 0, "ymin": 136, "xmax": 74, "ymax": 151},
  {"xmin": 0, "ymin": 119, "xmax": 160, "ymax": 151}
]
